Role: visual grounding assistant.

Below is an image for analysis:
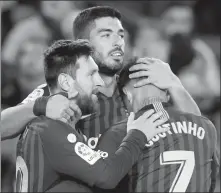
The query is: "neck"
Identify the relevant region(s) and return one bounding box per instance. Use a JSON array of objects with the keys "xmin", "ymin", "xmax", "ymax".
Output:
[
  {"xmin": 98, "ymin": 73, "xmax": 117, "ymax": 97},
  {"xmin": 133, "ymin": 96, "xmax": 167, "ymax": 113},
  {"xmin": 99, "ymin": 73, "xmax": 116, "ymax": 86}
]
